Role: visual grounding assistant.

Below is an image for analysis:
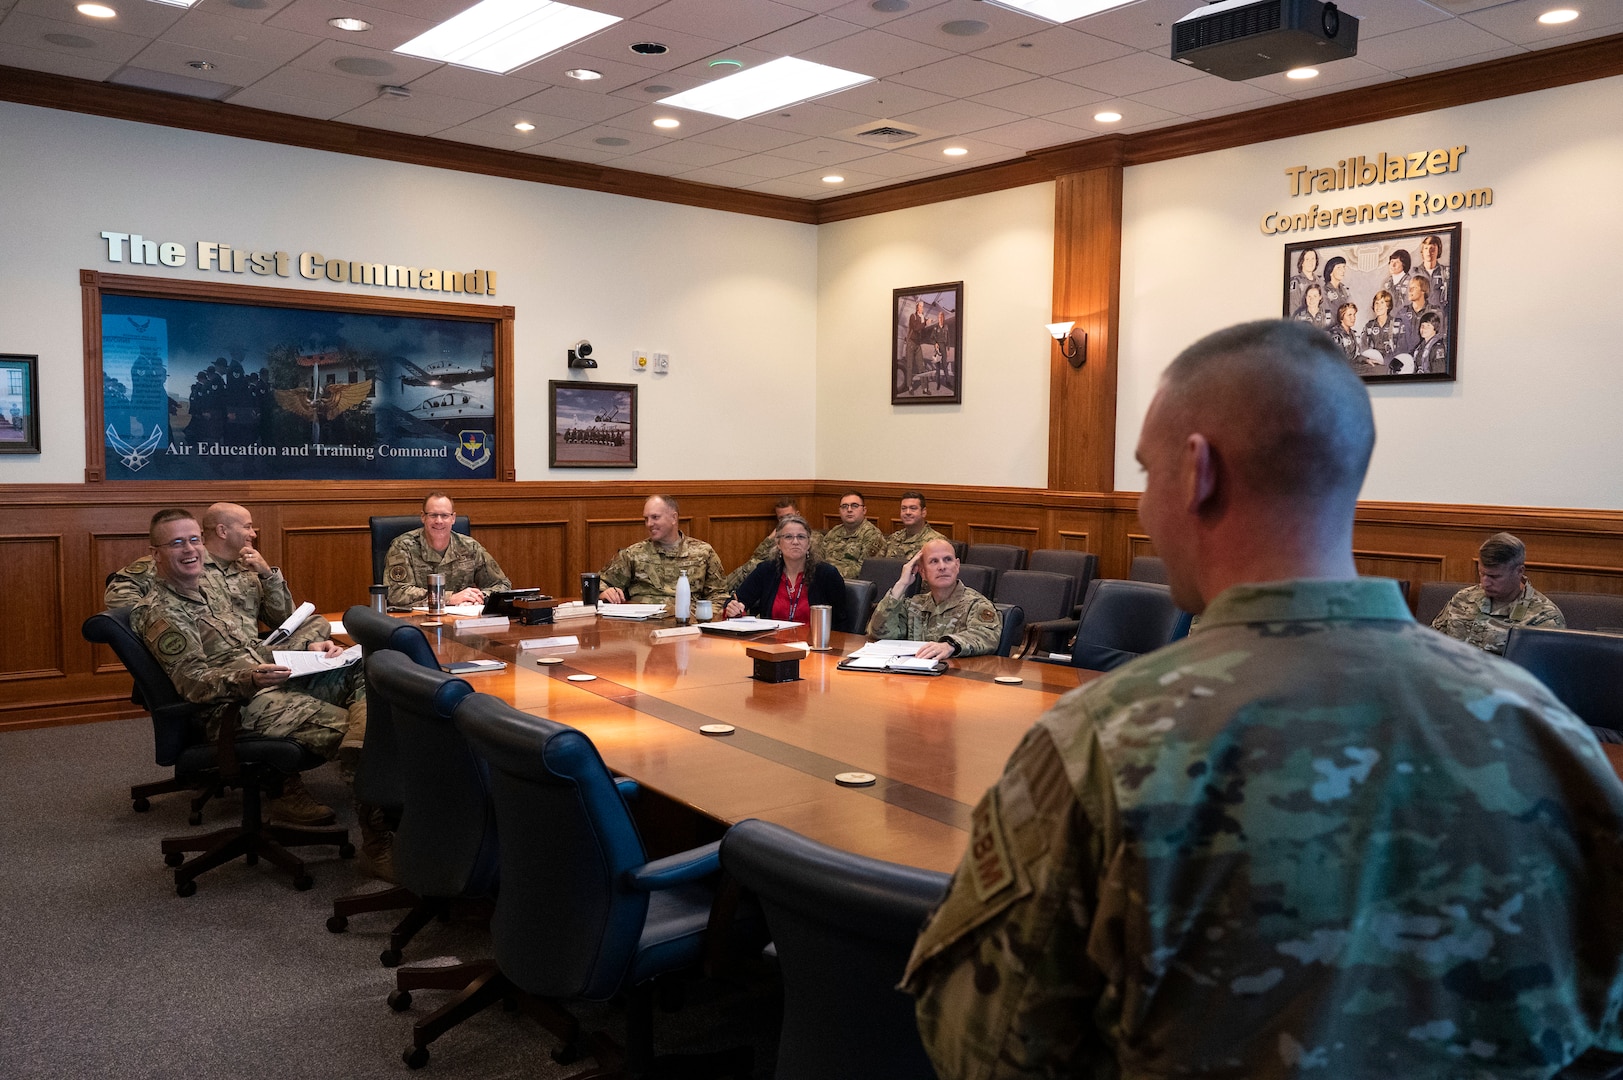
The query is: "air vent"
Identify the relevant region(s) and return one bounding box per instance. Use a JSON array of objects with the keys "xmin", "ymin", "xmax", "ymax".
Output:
[
  {"xmin": 856, "ymin": 125, "xmax": 920, "ymax": 143},
  {"xmin": 833, "ymin": 118, "xmax": 942, "ymax": 149}
]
